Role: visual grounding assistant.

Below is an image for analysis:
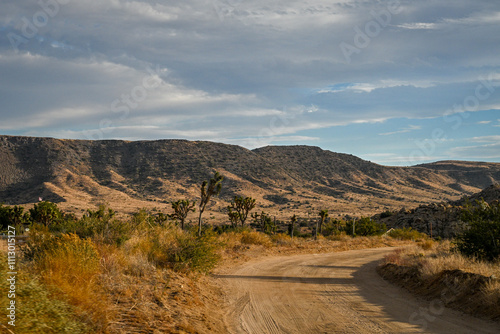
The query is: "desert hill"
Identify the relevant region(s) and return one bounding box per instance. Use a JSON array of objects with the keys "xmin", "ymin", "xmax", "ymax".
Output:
[
  {"xmin": 1, "ymin": 135, "xmax": 500, "ymax": 219},
  {"xmin": 379, "ymin": 184, "xmax": 500, "ymax": 238}
]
